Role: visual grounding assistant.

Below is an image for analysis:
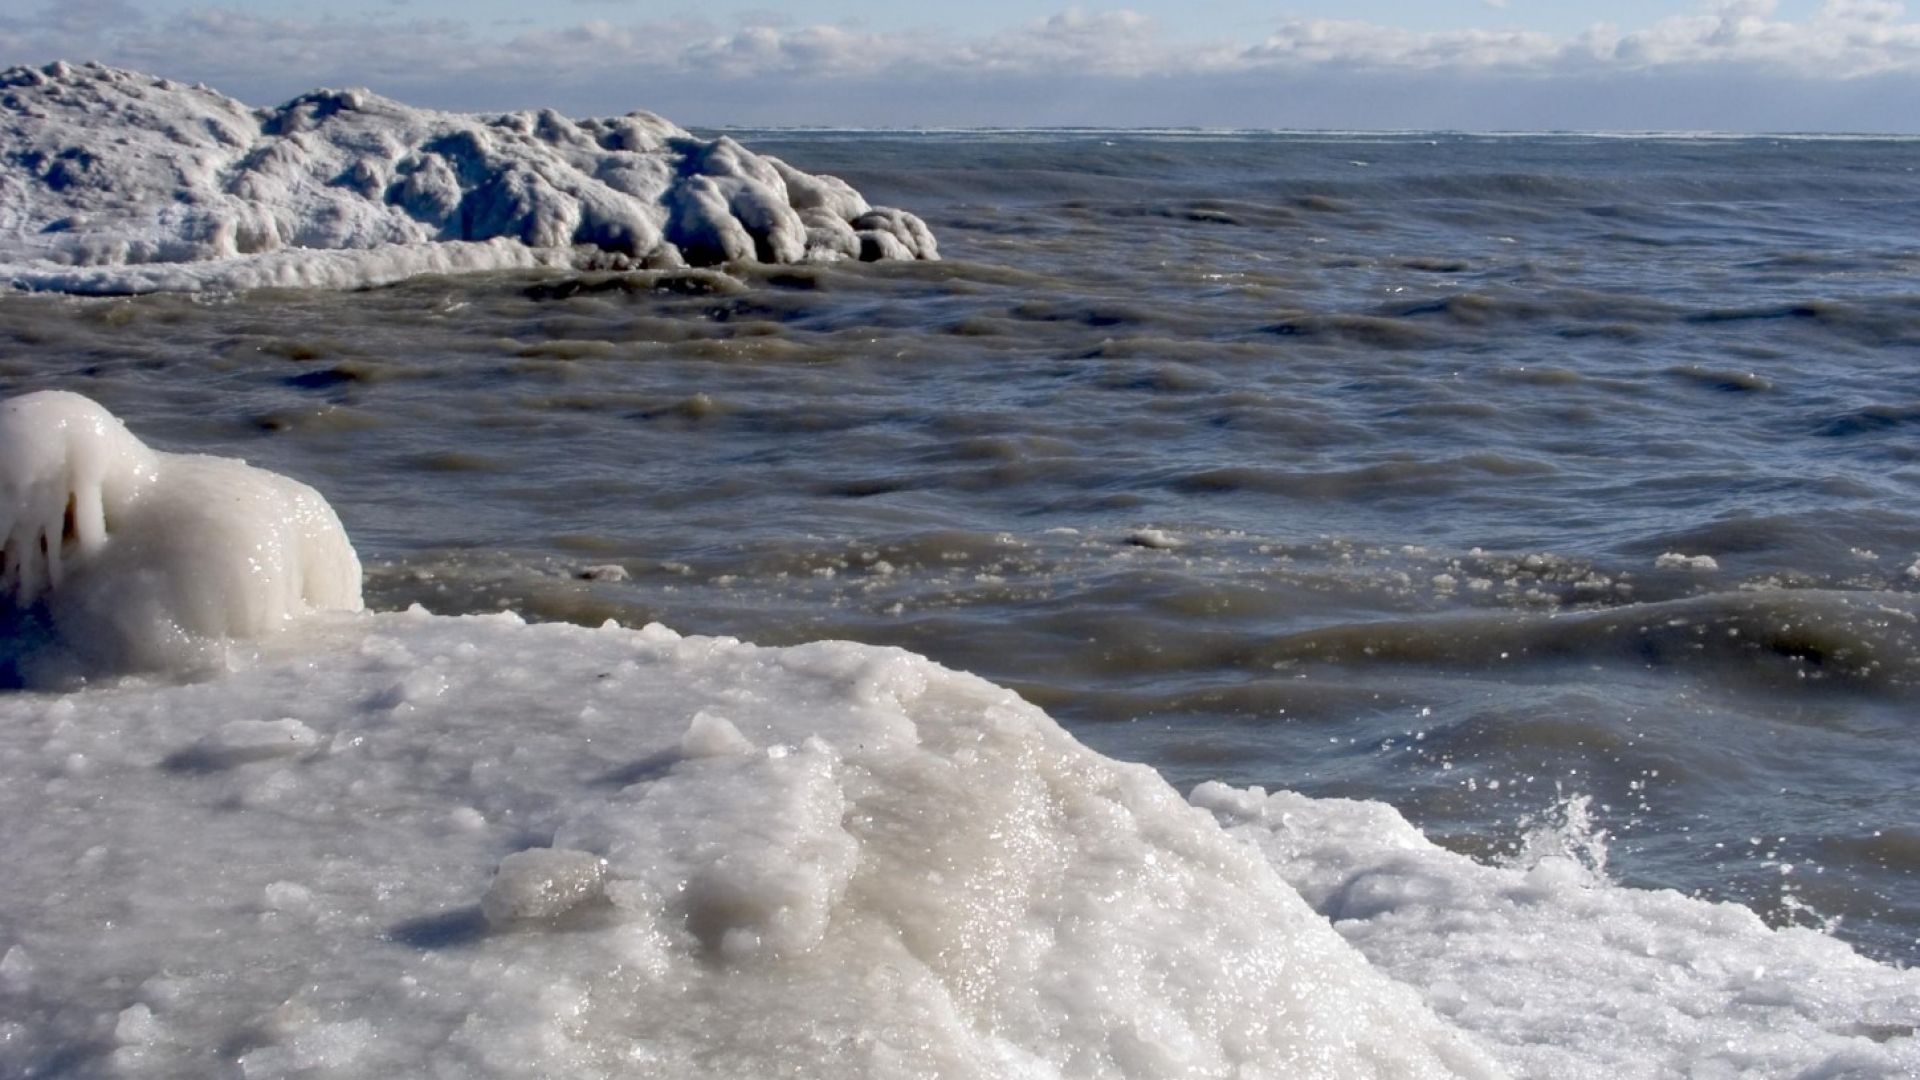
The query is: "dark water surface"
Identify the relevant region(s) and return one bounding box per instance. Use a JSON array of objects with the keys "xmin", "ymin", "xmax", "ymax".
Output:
[{"xmin": 4, "ymin": 131, "xmax": 1919, "ymax": 962}]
